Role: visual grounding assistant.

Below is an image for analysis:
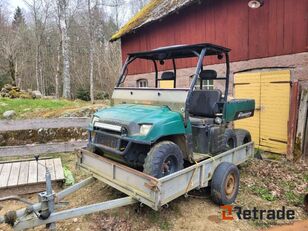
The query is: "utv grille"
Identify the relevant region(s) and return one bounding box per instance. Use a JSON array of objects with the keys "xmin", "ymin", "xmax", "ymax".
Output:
[{"xmin": 94, "ymin": 132, "xmax": 119, "ymax": 149}]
